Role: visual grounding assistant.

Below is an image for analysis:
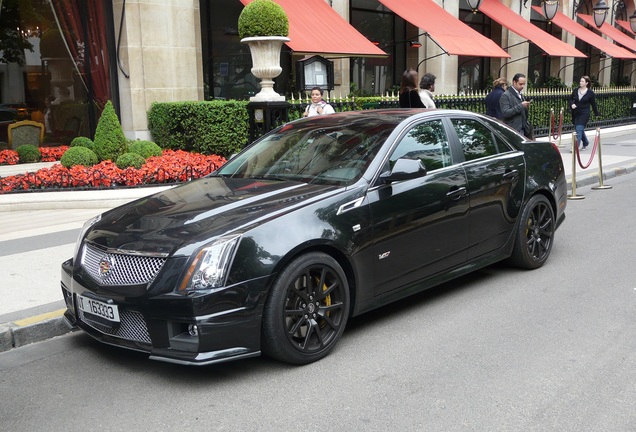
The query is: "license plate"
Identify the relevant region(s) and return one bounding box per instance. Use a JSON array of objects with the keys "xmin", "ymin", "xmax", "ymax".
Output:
[{"xmin": 77, "ymin": 295, "xmax": 120, "ymax": 323}]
